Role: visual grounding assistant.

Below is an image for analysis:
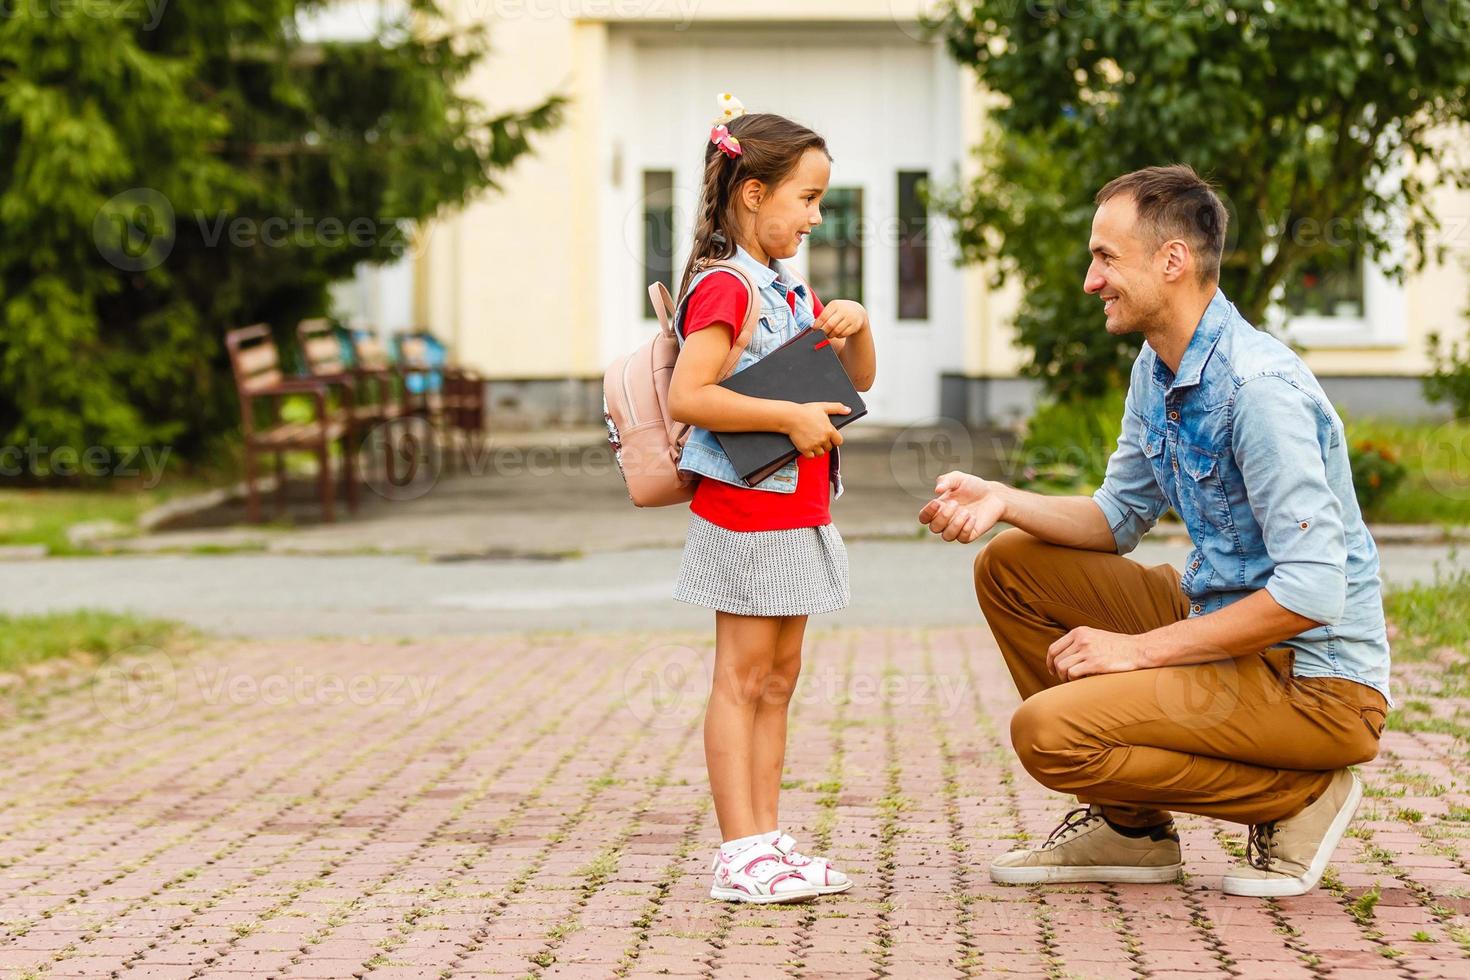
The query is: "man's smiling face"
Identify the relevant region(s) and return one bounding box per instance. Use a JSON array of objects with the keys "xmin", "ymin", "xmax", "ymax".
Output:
[{"xmin": 1083, "ymin": 194, "xmax": 1167, "ymax": 336}]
